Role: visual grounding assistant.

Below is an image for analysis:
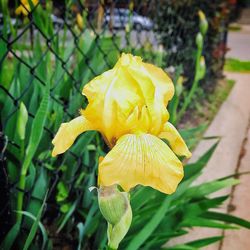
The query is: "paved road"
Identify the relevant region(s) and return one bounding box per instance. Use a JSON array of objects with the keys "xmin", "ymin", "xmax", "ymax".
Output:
[{"xmin": 226, "ymin": 25, "xmax": 250, "ymax": 60}]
